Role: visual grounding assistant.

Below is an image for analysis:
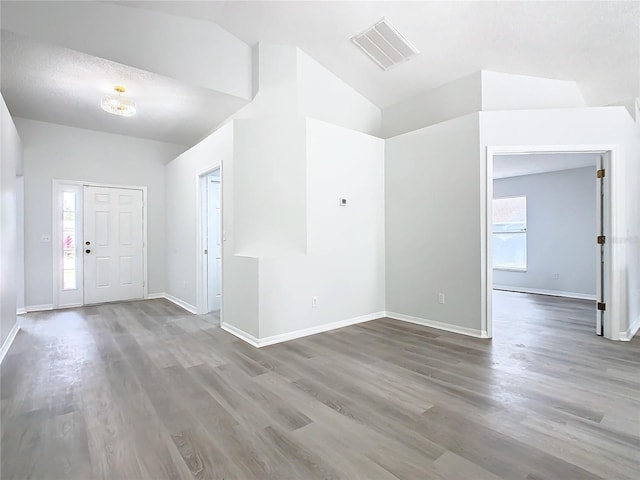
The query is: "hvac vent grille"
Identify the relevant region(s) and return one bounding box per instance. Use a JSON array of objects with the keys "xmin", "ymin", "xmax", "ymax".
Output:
[{"xmin": 351, "ymin": 18, "xmax": 419, "ymax": 70}]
